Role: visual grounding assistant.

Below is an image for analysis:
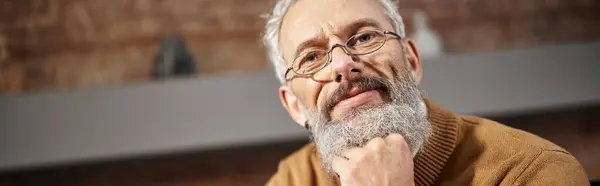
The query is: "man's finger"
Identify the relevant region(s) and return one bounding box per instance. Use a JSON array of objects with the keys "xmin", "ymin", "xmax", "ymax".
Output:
[
  {"xmin": 365, "ymin": 137, "xmax": 386, "ymax": 151},
  {"xmin": 342, "ymin": 147, "xmax": 368, "ymax": 160},
  {"xmin": 332, "ymin": 156, "xmax": 351, "ymax": 177},
  {"xmin": 385, "ymin": 133, "xmax": 408, "ymax": 148}
]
